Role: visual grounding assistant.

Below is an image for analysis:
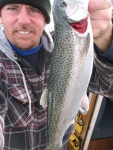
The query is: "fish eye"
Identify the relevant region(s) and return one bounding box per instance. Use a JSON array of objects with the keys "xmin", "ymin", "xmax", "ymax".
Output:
[{"xmin": 60, "ymin": 1, "xmax": 67, "ymax": 8}]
